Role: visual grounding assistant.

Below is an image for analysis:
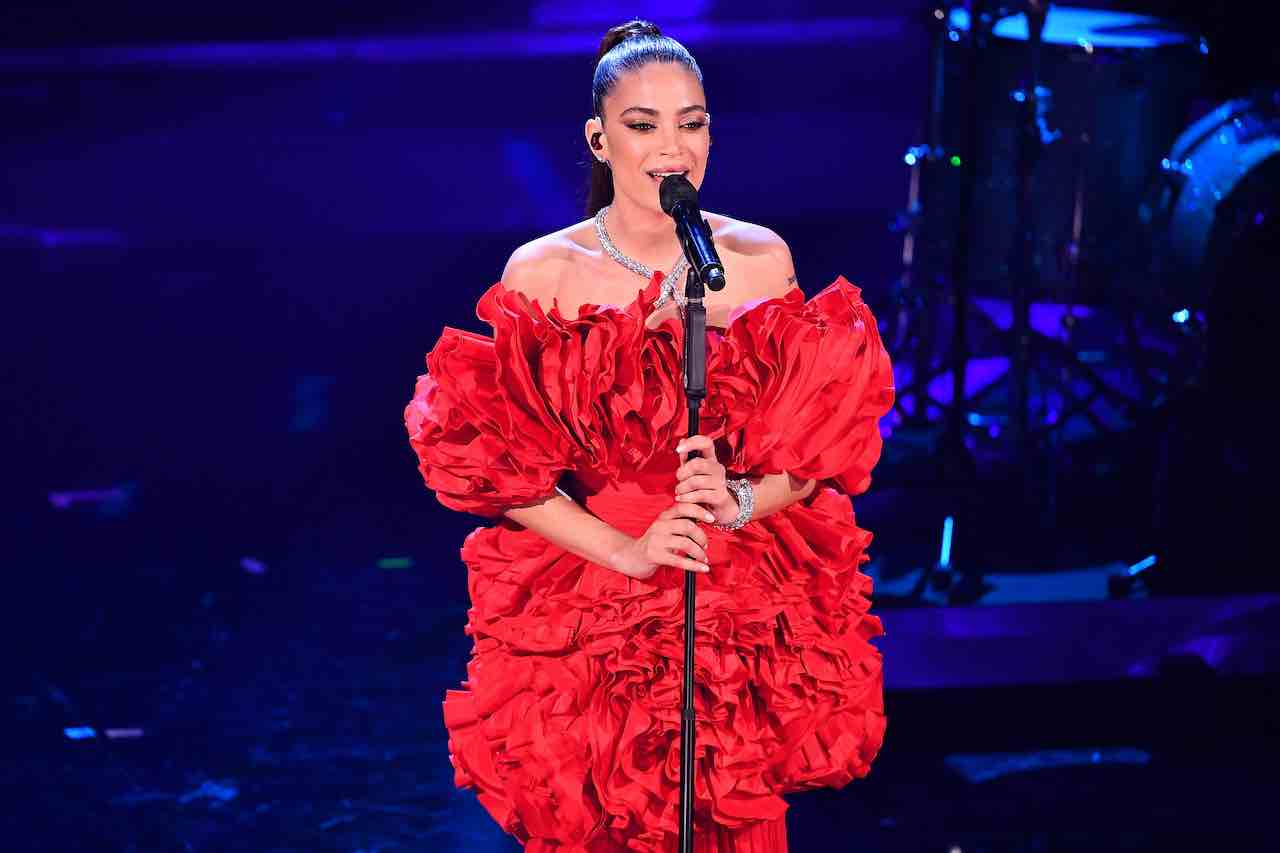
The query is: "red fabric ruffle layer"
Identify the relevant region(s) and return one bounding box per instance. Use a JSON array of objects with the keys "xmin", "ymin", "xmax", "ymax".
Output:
[{"xmin": 405, "ymin": 272, "xmax": 894, "ymax": 851}]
